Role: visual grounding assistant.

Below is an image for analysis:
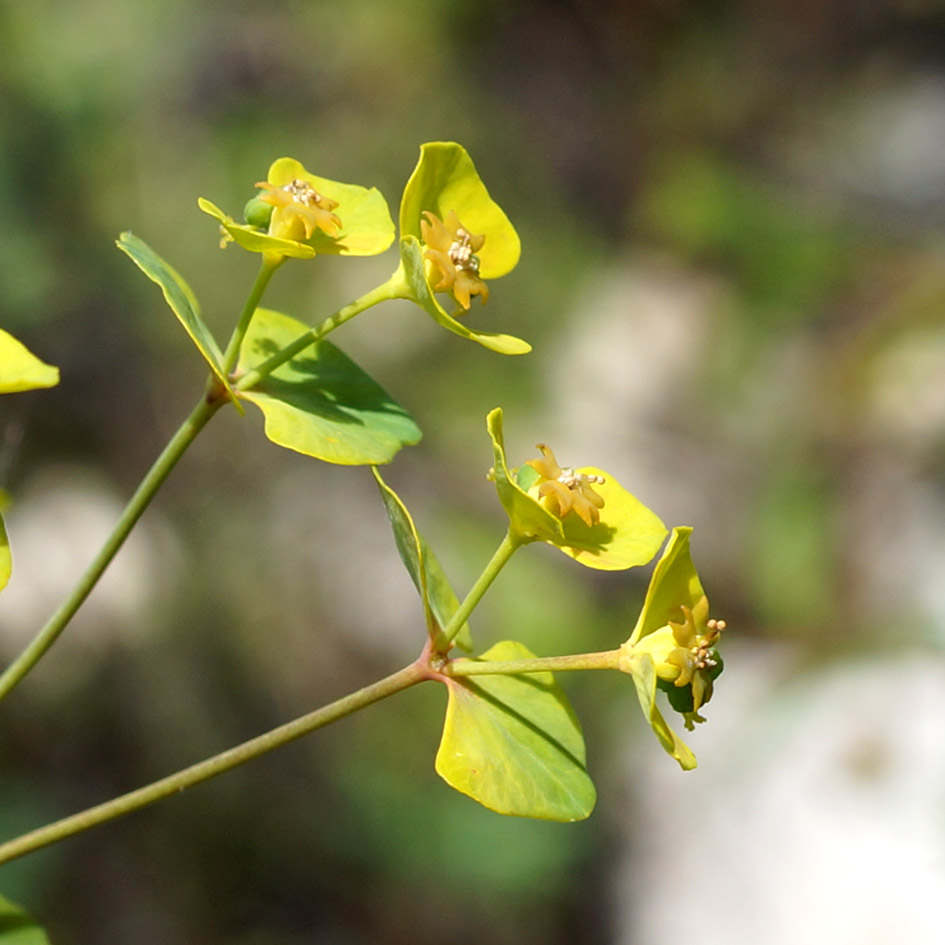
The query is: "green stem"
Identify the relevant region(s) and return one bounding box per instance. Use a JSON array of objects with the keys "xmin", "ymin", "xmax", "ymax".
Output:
[
  {"xmin": 234, "ymin": 275, "xmax": 402, "ymax": 391},
  {"xmin": 445, "ymin": 649, "xmax": 622, "ymax": 677},
  {"xmin": 0, "ymin": 660, "xmax": 429, "ymax": 866},
  {"xmin": 0, "ymin": 393, "xmax": 223, "ymax": 704},
  {"xmin": 440, "ymin": 530, "xmax": 523, "ymax": 647},
  {"xmin": 220, "ymin": 258, "xmax": 280, "ymax": 375}
]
